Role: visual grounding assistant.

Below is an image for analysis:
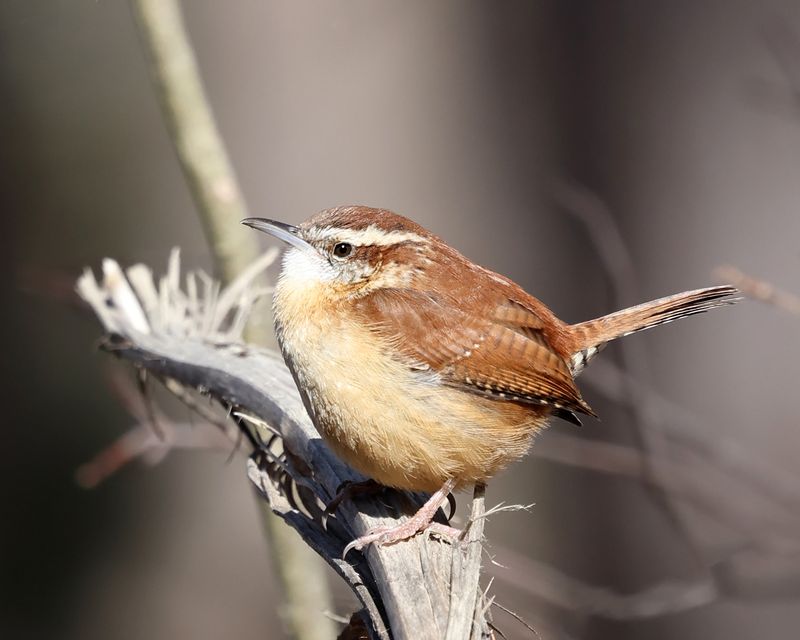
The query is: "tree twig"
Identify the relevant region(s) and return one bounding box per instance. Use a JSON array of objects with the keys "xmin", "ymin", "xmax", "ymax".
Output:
[
  {"xmin": 131, "ymin": 0, "xmax": 260, "ymax": 284},
  {"xmin": 554, "ymin": 181, "xmax": 711, "ymax": 571},
  {"xmin": 129, "ymin": 2, "xmax": 336, "ymax": 637},
  {"xmin": 486, "ymin": 545, "xmax": 718, "ymax": 620},
  {"xmin": 714, "ymin": 265, "xmax": 800, "ymax": 316}
]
